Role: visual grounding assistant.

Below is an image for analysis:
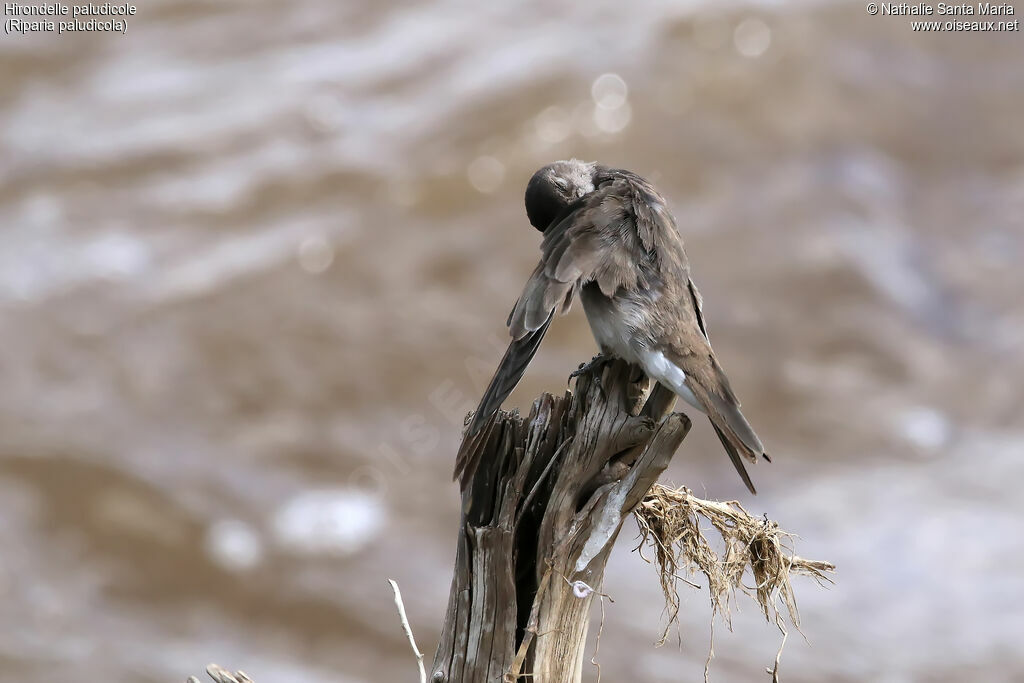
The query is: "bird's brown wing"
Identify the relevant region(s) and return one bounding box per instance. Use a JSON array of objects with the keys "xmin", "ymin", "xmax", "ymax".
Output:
[
  {"xmin": 454, "ymin": 311, "xmax": 554, "ymax": 482},
  {"xmin": 461, "ymin": 306, "xmax": 553, "ymax": 441},
  {"xmin": 663, "ymin": 278, "xmax": 768, "ymax": 494},
  {"xmin": 456, "ymin": 180, "xmax": 649, "ymax": 482},
  {"xmin": 508, "ymin": 178, "xmax": 651, "ymax": 340}
]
